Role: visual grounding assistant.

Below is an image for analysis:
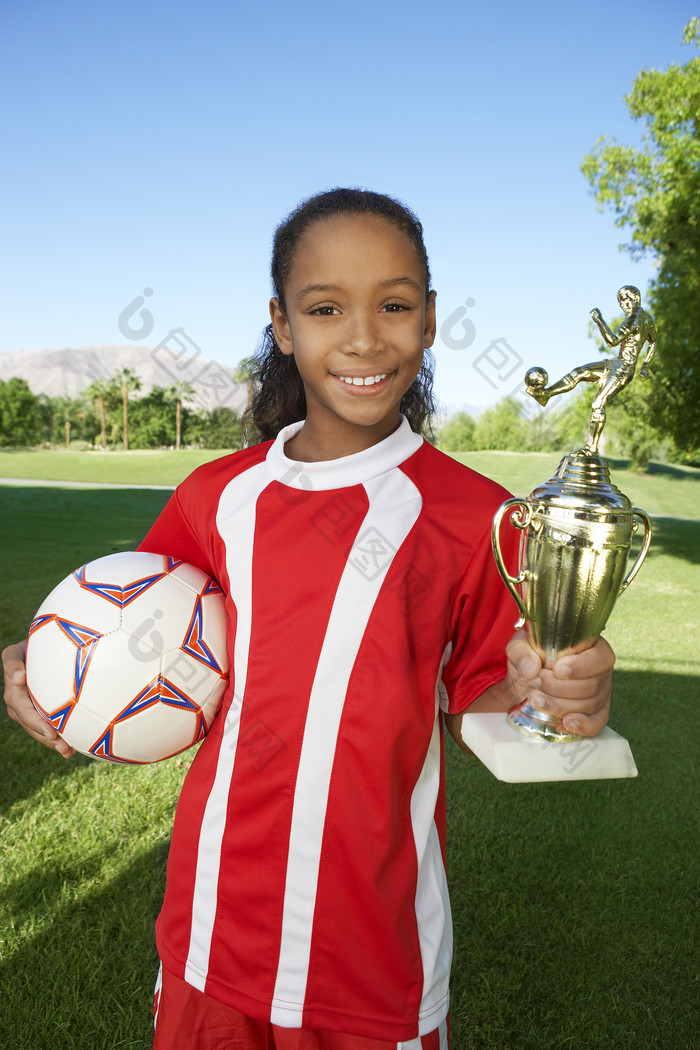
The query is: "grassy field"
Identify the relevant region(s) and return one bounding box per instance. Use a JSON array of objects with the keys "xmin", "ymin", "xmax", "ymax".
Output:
[
  {"xmin": 1, "ymin": 452, "xmax": 698, "ymax": 1048},
  {"xmin": 2, "ymin": 445, "xmax": 699, "ymax": 518},
  {"xmin": 0, "ymin": 447, "xmax": 229, "ymax": 487}
]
